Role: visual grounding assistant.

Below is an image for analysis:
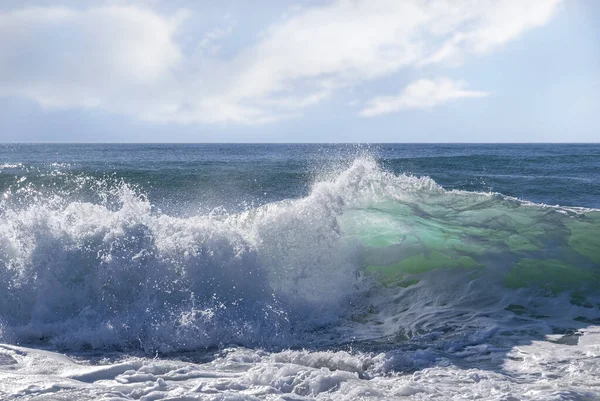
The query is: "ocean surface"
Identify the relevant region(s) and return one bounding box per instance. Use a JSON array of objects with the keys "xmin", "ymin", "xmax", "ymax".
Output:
[{"xmin": 0, "ymin": 143, "xmax": 599, "ymax": 400}]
